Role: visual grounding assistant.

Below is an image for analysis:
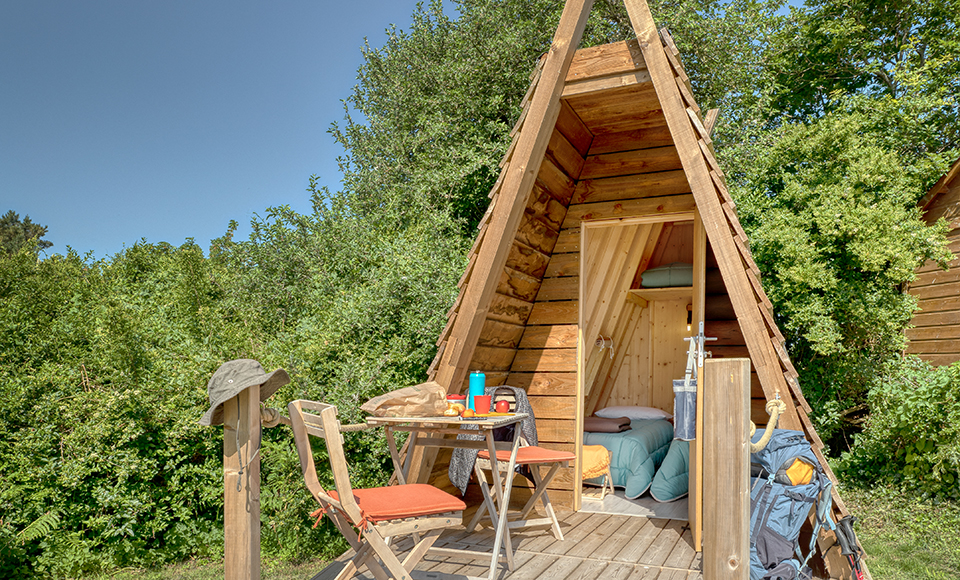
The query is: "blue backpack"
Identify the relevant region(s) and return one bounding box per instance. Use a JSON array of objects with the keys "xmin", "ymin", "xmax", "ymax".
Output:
[{"xmin": 749, "ymin": 429, "xmax": 836, "ymax": 580}]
